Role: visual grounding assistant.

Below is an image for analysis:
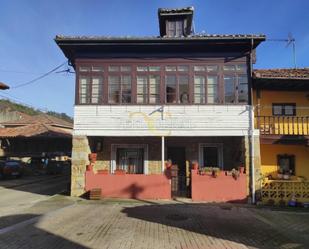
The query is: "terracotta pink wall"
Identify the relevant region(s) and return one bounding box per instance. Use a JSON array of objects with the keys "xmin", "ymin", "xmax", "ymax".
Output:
[
  {"xmin": 85, "ymin": 171, "xmax": 171, "ymax": 200},
  {"xmin": 191, "ymin": 170, "xmax": 247, "ymax": 202}
]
